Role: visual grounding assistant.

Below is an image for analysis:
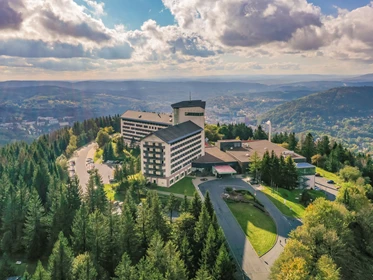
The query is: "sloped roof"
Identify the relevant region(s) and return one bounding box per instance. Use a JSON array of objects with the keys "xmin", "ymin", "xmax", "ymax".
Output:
[
  {"xmin": 150, "ymin": 121, "xmax": 203, "ymax": 144},
  {"xmin": 193, "ymin": 147, "xmax": 237, "ymax": 163},
  {"xmin": 121, "ymin": 110, "xmax": 172, "ymax": 125},
  {"xmin": 171, "ymin": 100, "xmax": 206, "ymax": 109}
]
